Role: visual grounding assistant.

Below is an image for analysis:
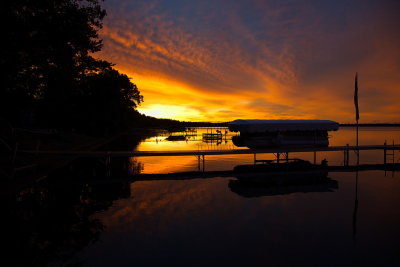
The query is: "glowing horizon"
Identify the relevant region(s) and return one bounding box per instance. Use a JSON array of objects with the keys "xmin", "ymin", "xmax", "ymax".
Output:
[{"xmin": 97, "ymin": 0, "xmax": 400, "ymax": 123}]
